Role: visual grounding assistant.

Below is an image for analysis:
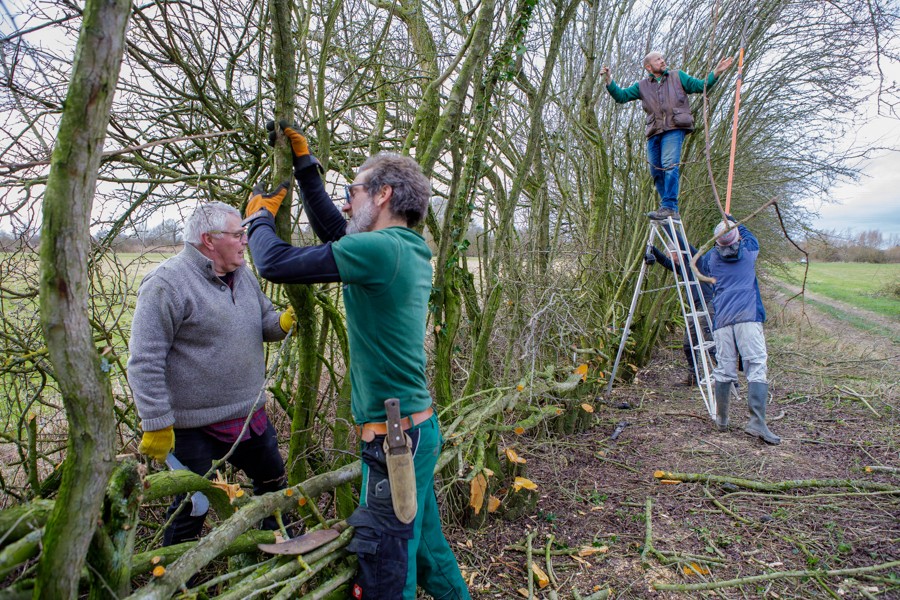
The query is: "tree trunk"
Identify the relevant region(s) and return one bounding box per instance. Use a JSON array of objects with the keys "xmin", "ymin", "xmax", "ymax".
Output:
[{"xmin": 34, "ymin": 0, "xmax": 130, "ymax": 597}]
